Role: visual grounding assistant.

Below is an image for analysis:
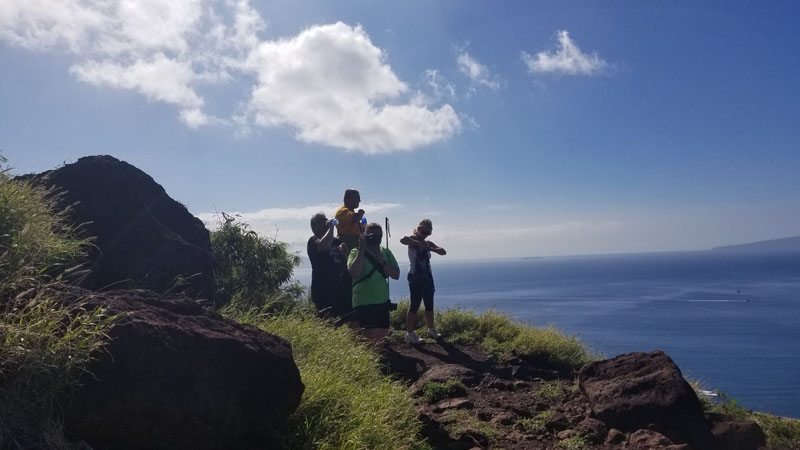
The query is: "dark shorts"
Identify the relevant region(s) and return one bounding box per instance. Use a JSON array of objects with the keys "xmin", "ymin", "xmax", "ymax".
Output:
[
  {"xmin": 354, "ymin": 303, "xmax": 390, "ymax": 329},
  {"xmin": 408, "ymin": 272, "xmax": 435, "ymax": 312}
]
